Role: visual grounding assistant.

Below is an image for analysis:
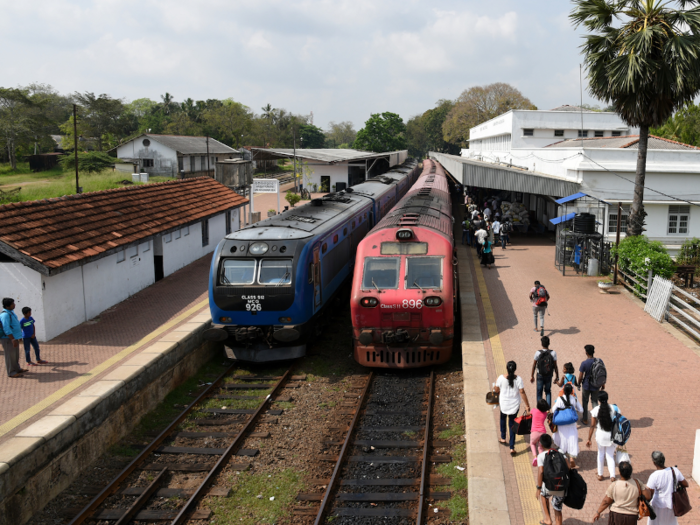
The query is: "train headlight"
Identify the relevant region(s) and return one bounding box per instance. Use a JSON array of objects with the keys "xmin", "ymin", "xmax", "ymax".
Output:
[
  {"xmin": 220, "ymin": 317, "xmax": 232, "ymax": 323},
  {"xmin": 396, "ymin": 228, "xmax": 413, "ymax": 240},
  {"xmin": 425, "ymin": 296, "xmax": 442, "ymax": 307},
  {"xmin": 279, "ymin": 317, "xmax": 292, "ymax": 323},
  {"xmin": 360, "ymin": 297, "xmax": 379, "ymax": 307},
  {"xmin": 249, "ymin": 242, "xmax": 269, "ymax": 255}
]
